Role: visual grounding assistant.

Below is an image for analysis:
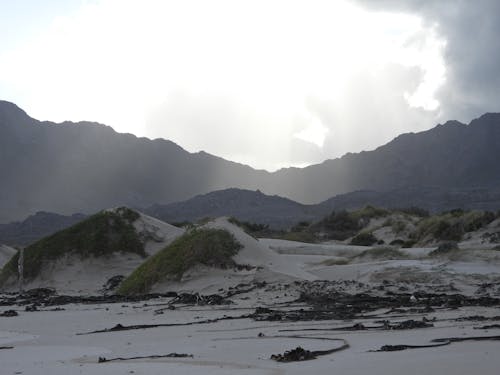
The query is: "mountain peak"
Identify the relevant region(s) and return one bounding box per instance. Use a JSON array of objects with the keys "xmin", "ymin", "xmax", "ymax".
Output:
[
  {"xmin": 0, "ymin": 100, "xmax": 31, "ymax": 125},
  {"xmin": 470, "ymin": 112, "xmax": 500, "ymax": 127}
]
